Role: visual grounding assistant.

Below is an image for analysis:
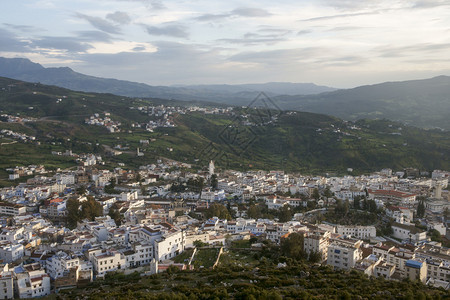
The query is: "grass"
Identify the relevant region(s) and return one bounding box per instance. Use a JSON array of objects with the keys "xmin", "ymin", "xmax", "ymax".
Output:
[
  {"xmin": 172, "ymin": 248, "xmax": 194, "ymax": 264},
  {"xmin": 192, "ymin": 248, "xmax": 219, "ymax": 269},
  {"xmin": 219, "ymin": 248, "xmax": 260, "ymax": 268},
  {"xmin": 230, "ymin": 239, "xmax": 251, "ymax": 249}
]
